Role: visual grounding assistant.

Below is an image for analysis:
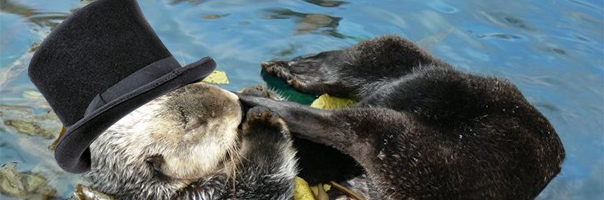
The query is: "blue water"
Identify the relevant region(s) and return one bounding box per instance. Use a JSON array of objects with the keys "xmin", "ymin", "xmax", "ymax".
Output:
[{"xmin": 0, "ymin": 0, "xmax": 602, "ymax": 199}]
